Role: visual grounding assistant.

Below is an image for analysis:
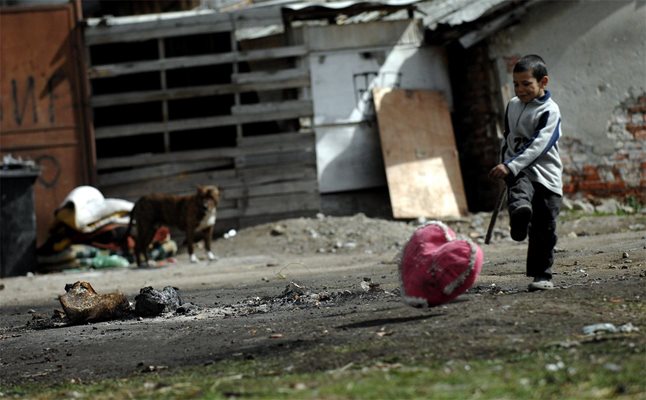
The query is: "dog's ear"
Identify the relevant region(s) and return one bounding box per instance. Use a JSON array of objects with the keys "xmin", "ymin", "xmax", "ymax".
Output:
[{"xmin": 210, "ymin": 186, "xmax": 220, "ymax": 205}]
